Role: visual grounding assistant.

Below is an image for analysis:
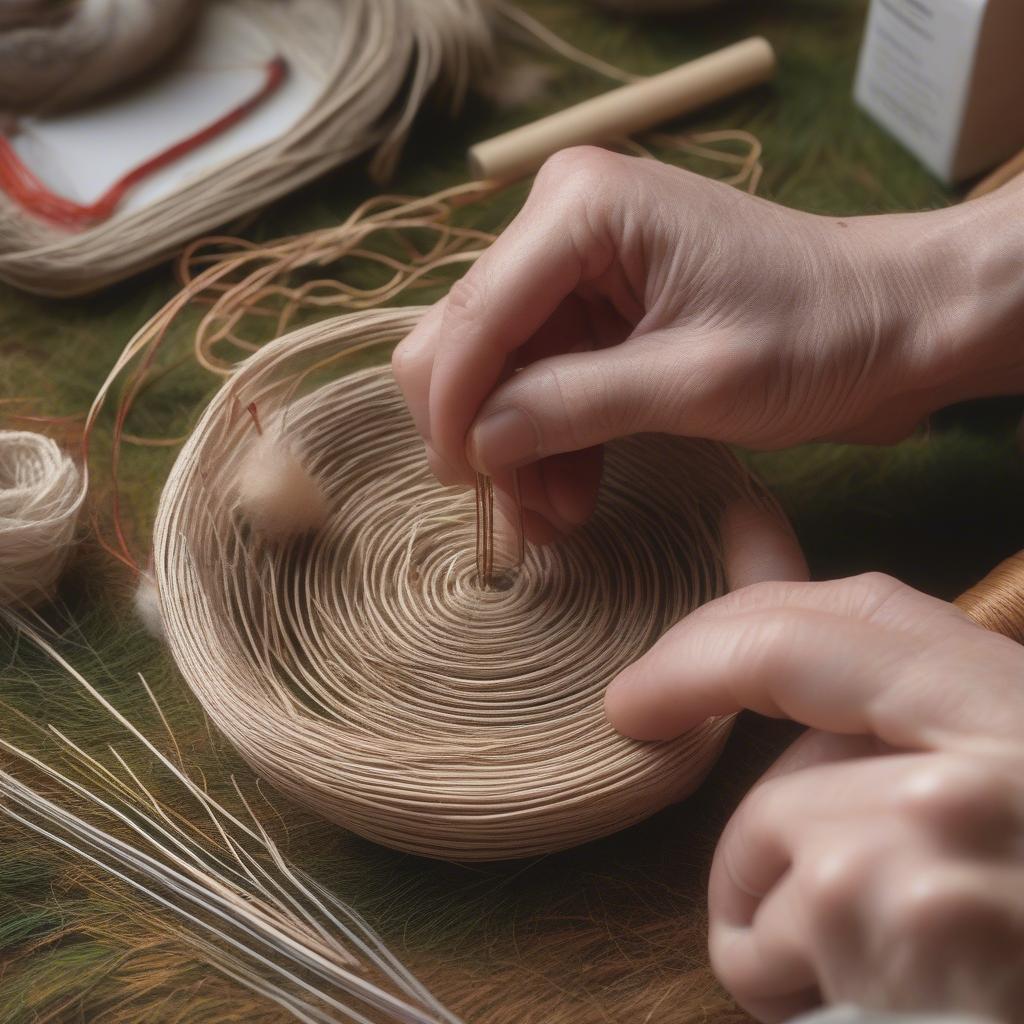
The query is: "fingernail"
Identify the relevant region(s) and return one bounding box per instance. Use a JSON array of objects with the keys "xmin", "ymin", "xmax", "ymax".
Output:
[{"xmin": 470, "ymin": 407, "xmax": 538, "ymax": 473}]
